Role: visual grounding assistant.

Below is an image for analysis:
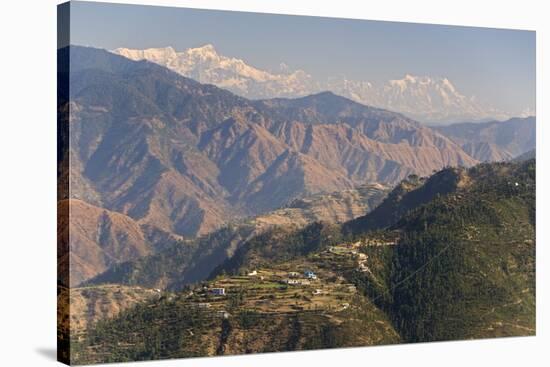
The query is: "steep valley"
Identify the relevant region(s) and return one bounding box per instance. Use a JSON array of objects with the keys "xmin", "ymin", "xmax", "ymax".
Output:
[{"xmin": 85, "ymin": 183, "xmax": 389, "ymax": 290}]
